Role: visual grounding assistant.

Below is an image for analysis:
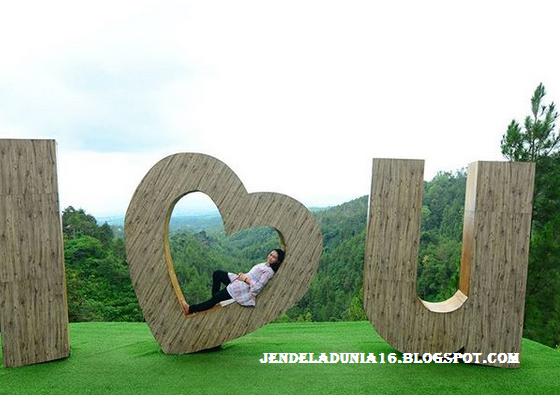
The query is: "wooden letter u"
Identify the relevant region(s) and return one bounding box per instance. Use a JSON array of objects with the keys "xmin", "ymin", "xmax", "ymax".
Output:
[{"xmin": 364, "ymin": 159, "xmax": 535, "ymax": 368}]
